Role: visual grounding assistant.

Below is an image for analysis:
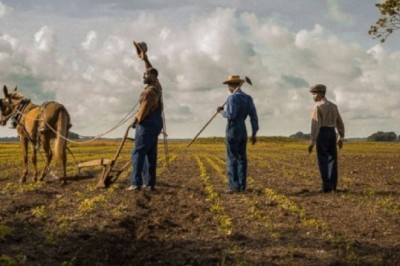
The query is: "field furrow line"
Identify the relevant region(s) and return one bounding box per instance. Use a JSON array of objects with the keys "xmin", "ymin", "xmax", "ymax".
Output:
[
  {"xmin": 193, "ymin": 155, "xmax": 233, "ymax": 237},
  {"xmin": 203, "ymin": 155, "xmax": 281, "ymax": 239},
  {"xmin": 193, "ymin": 155, "xmax": 258, "ymax": 264}
]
